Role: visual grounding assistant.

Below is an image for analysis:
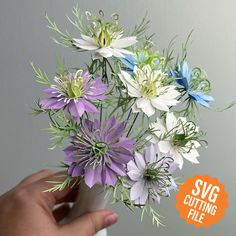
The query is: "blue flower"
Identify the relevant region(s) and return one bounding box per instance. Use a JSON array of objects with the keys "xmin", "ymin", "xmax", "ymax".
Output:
[
  {"xmin": 120, "ymin": 54, "xmax": 136, "ymax": 73},
  {"xmin": 120, "ymin": 53, "xmax": 159, "ymax": 74},
  {"xmin": 170, "ymin": 62, "xmax": 214, "ymax": 108}
]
